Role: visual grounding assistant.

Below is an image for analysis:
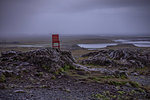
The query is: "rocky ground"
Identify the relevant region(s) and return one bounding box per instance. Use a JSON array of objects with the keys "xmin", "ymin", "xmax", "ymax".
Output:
[
  {"xmin": 80, "ymin": 49, "xmax": 150, "ymax": 68},
  {"xmin": 0, "ymin": 48, "xmax": 150, "ymax": 100}
]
